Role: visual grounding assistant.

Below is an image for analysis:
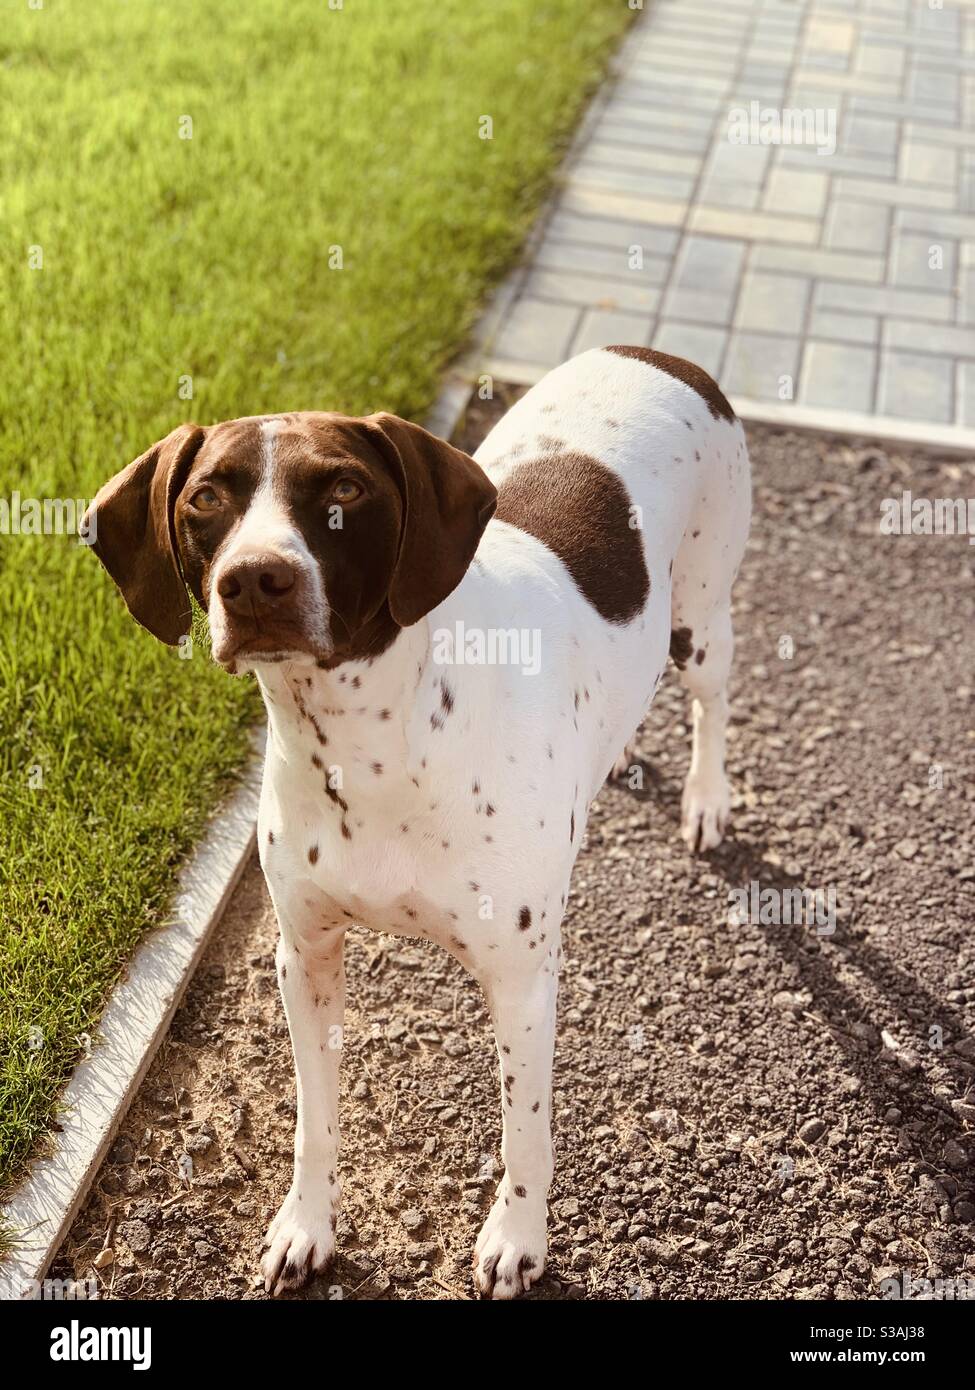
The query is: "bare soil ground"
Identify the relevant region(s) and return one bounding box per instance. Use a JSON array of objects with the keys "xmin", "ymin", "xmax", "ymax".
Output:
[{"xmin": 54, "ymin": 411, "xmax": 975, "ymax": 1300}]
